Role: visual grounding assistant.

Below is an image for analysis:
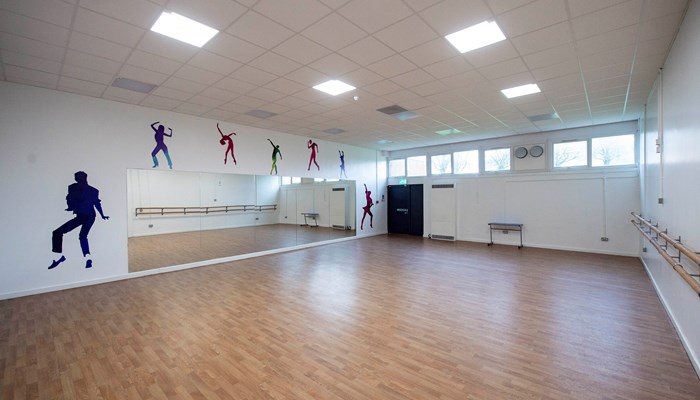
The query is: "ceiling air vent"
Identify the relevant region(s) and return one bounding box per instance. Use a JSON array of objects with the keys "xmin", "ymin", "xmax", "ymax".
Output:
[
  {"xmin": 112, "ymin": 77, "xmax": 157, "ymax": 93},
  {"xmin": 527, "ymin": 112, "xmax": 559, "ymax": 122},
  {"xmin": 323, "ymin": 128, "xmax": 346, "ymax": 135},
  {"xmin": 245, "ymin": 109, "xmax": 277, "ymax": 119},
  {"xmin": 376, "ymin": 104, "xmax": 419, "ymax": 121}
]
